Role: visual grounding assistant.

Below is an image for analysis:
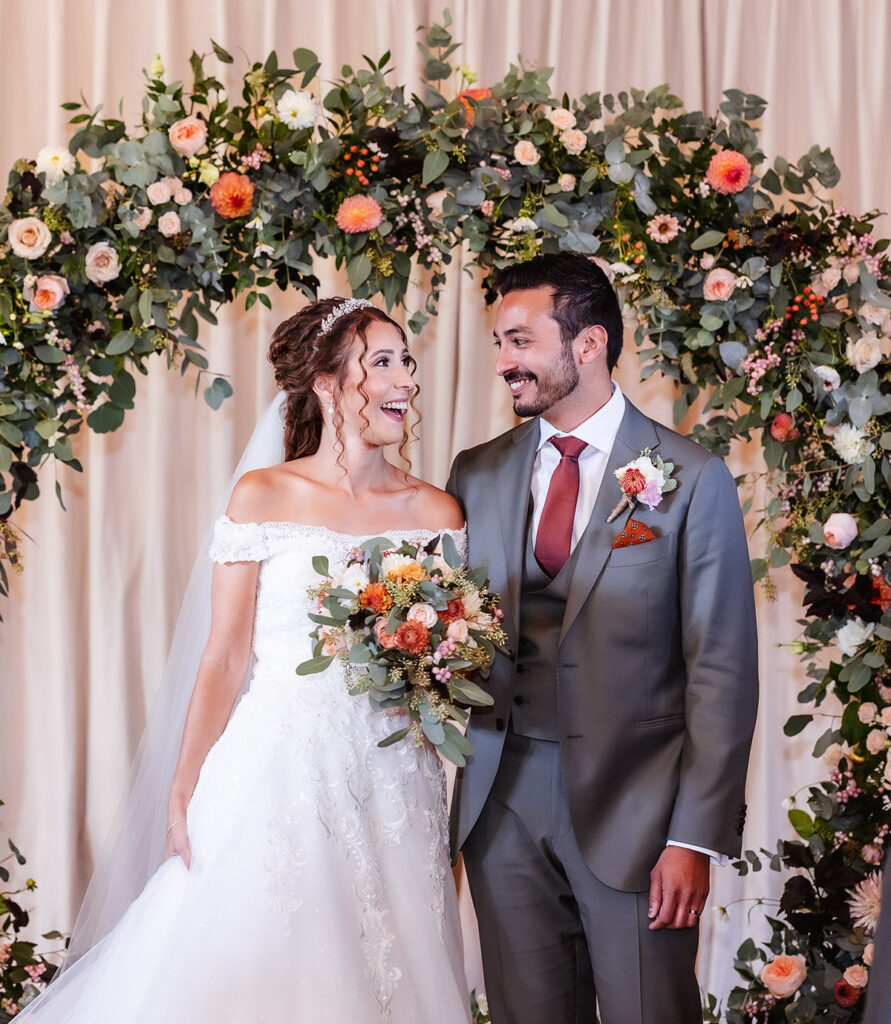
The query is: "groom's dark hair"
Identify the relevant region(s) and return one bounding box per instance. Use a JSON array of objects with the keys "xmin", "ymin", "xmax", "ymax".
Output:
[{"xmin": 495, "ymin": 252, "xmax": 624, "ymax": 371}]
